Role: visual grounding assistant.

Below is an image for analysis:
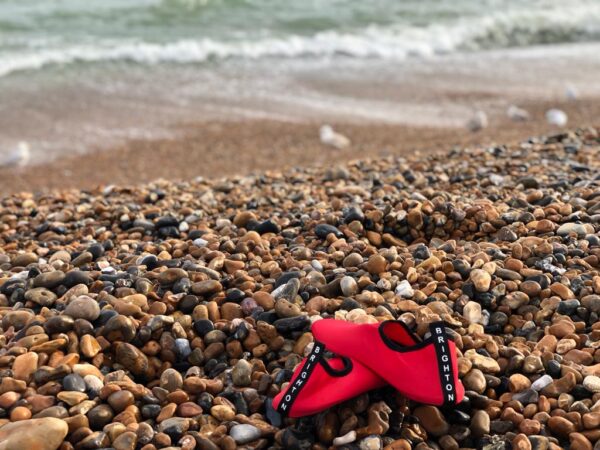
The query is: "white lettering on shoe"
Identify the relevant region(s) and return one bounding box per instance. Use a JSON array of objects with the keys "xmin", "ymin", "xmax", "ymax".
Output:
[
  {"xmin": 431, "ymin": 322, "xmax": 457, "ymax": 406},
  {"xmin": 276, "ymin": 342, "xmax": 325, "ymax": 416}
]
